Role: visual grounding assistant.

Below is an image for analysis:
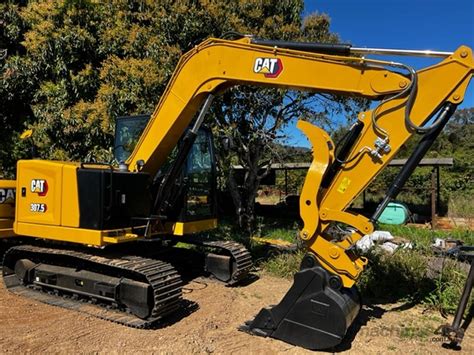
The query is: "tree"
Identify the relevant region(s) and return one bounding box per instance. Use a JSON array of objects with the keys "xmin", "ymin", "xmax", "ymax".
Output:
[
  {"xmin": 0, "ymin": 2, "xmax": 32, "ymax": 176},
  {"xmin": 0, "ymin": 1, "xmax": 365, "ymax": 236},
  {"xmin": 361, "ymin": 107, "xmax": 473, "ymax": 217},
  {"xmin": 211, "ymin": 14, "xmax": 368, "ymax": 235}
]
